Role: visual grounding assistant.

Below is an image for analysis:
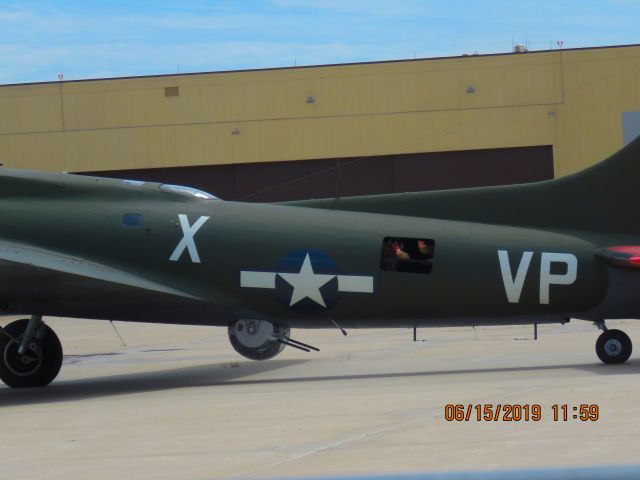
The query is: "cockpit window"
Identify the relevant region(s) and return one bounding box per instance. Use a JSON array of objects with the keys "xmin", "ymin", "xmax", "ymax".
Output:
[
  {"xmin": 159, "ymin": 184, "xmax": 217, "ymax": 200},
  {"xmin": 380, "ymin": 237, "xmax": 435, "ymax": 274},
  {"xmin": 121, "ymin": 179, "xmax": 145, "ymax": 187}
]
